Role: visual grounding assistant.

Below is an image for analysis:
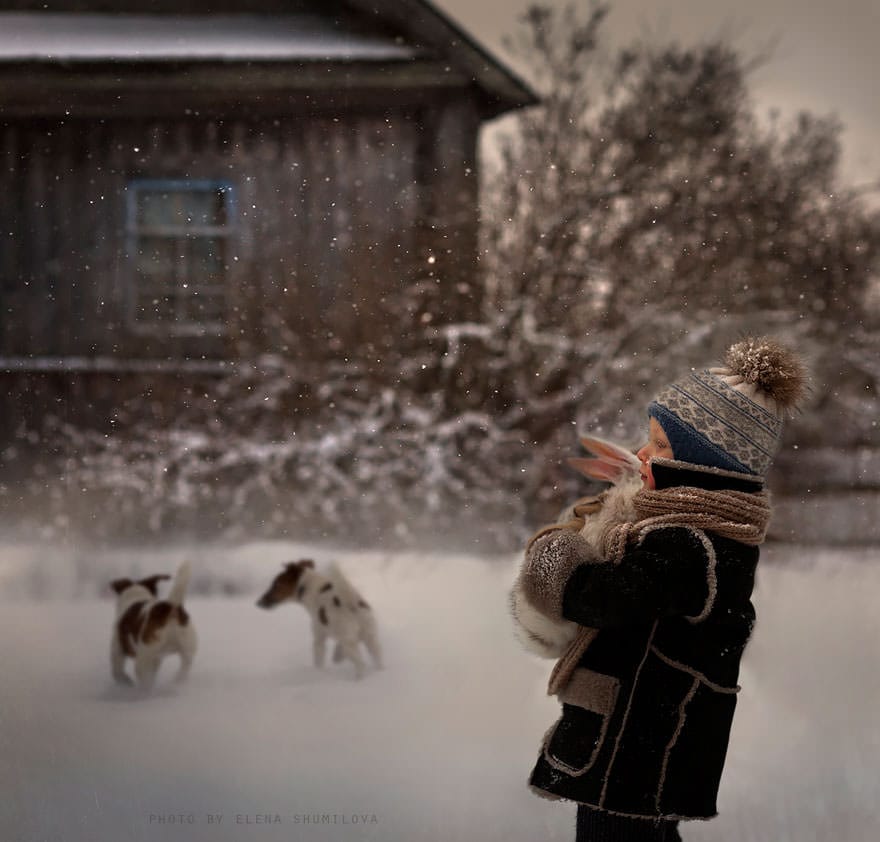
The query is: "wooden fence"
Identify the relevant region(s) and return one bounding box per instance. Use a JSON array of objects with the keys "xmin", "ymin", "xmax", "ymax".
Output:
[{"xmin": 769, "ymin": 449, "xmax": 880, "ymax": 545}]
